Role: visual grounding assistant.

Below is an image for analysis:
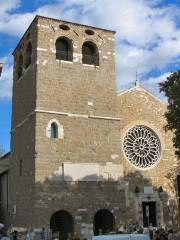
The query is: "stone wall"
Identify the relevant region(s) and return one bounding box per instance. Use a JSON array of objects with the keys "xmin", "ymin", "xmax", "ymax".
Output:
[
  {"xmin": 0, "ymin": 153, "xmax": 10, "ymax": 226},
  {"xmin": 33, "ymin": 181, "xmax": 126, "ymax": 230},
  {"xmin": 0, "ymin": 172, "xmax": 9, "ymax": 226},
  {"xmin": 12, "ymin": 18, "xmax": 37, "ymax": 126},
  {"xmin": 117, "ymin": 85, "xmax": 178, "ymax": 226},
  {"xmin": 8, "ymin": 15, "xmax": 179, "ymax": 232},
  {"xmin": 36, "ymin": 16, "xmax": 117, "ymax": 117},
  {"xmin": 9, "ymin": 16, "xmax": 127, "ymax": 233},
  {"xmin": 32, "ymin": 16, "xmax": 125, "ymax": 231},
  {"xmin": 9, "ymin": 115, "xmax": 36, "ymax": 227},
  {"xmin": 10, "ymin": 17, "xmax": 38, "ymax": 228}
]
